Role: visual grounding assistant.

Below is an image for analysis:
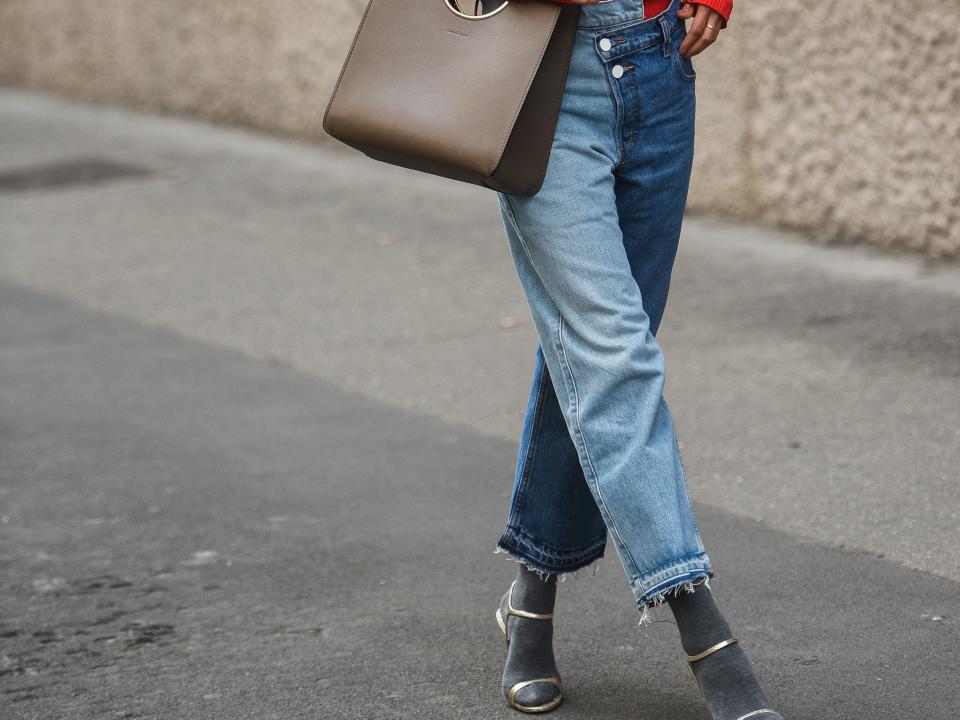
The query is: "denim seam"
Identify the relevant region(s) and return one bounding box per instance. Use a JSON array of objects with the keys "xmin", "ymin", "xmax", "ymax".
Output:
[
  {"xmin": 497, "ymin": 546, "xmax": 605, "ymax": 576},
  {"xmin": 506, "ymin": 524, "xmax": 607, "ymax": 558},
  {"xmin": 642, "ymin": 571, "xmax": 708, "ymax": 602},
  {"xmin": 662, "ymin": 397, "xmax": 707, "ymax": 555},
  {"xmin": 674, "ymin": 56, "xmax": 697, "ymax": 83},
  {"xmin": 672, "ymin": 44, "xmax": 696, "ymax": 82},
  {"xmin": 594, "ymin": 42, "xmax": 627, "ymax": 168},
  {"xmin": 555, "ymin": 314, "xmax": 642, "ymax": 577},
  {"xmin": 506, "ymin": 358, "xmax": 551, "ymax": 527},
  {"xmin": 498, "ymin": 530, "xmax": 606, "ymax": 572},
  {"xmin": 658, "ymin": 15, "xmax": 672, "ymax": 58},
  {"xmin": 498, "ymin": 537, "xmax": 606, "ymax": 570},
  {"xmin": 594, "ymin": 34, "xmax": 664, "ymax": 61},
  {"xmin": 631, "ymin": 557, "xmax": 712, "ymax": 605}
]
